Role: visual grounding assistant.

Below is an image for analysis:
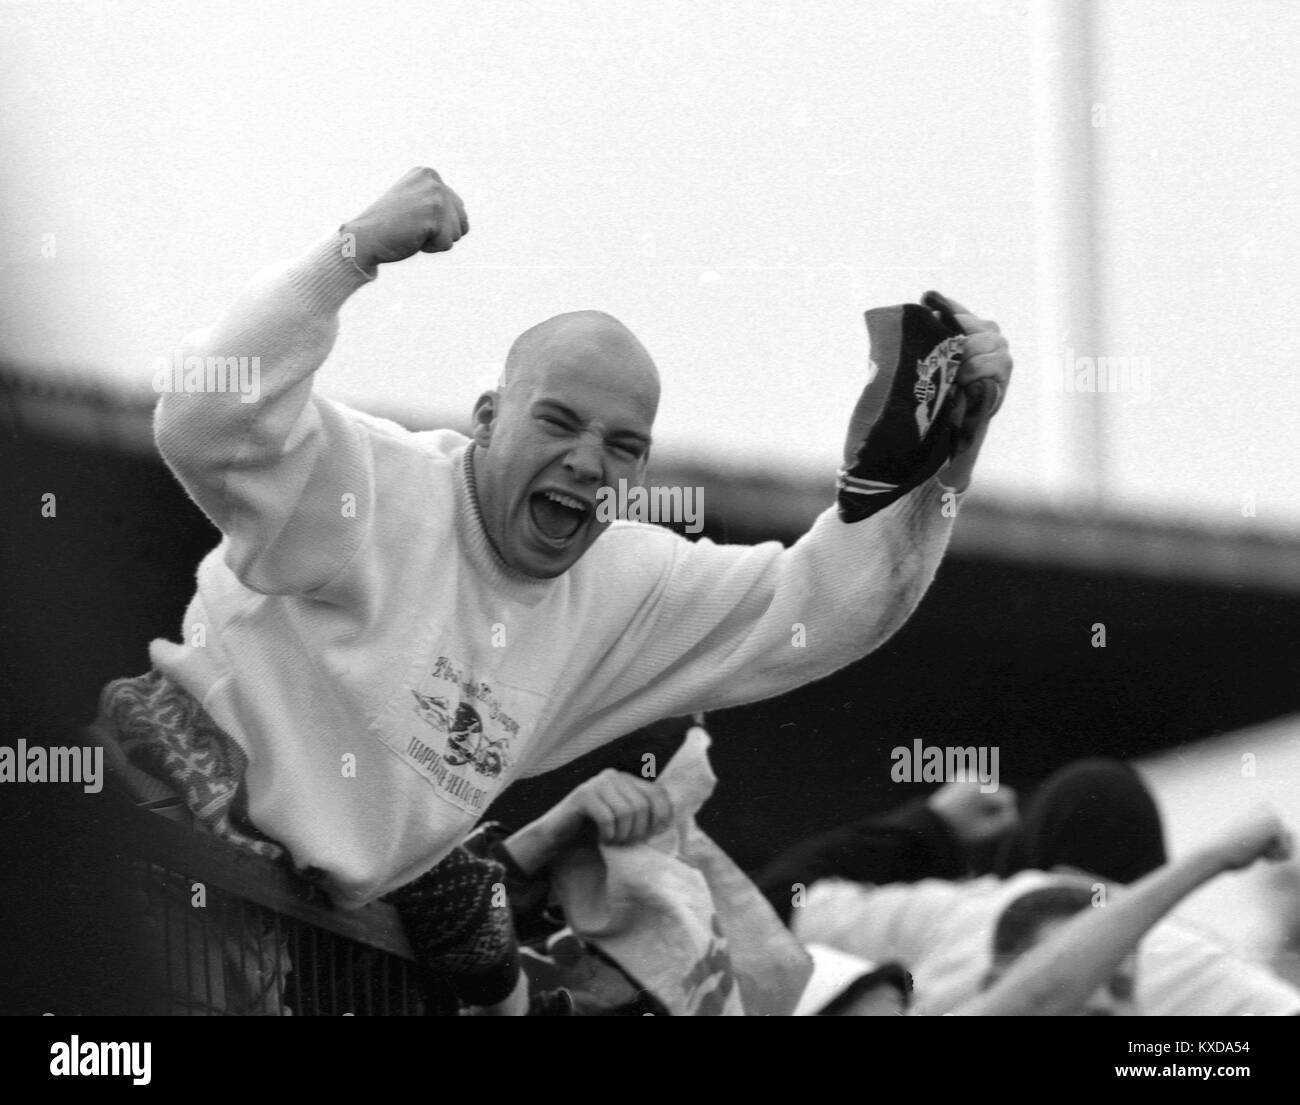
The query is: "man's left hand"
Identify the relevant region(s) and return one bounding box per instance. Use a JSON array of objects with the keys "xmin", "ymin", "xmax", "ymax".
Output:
[{"xmin": 932, "ymin": 297, "xmax": 1013, "ymax": 492}]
